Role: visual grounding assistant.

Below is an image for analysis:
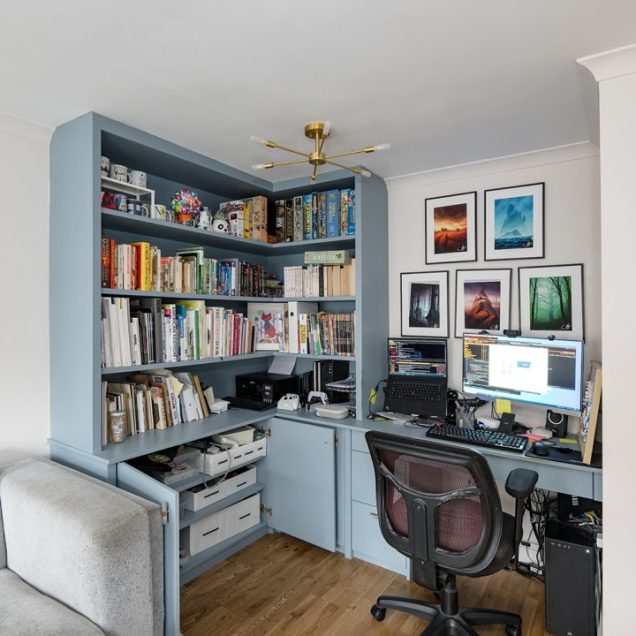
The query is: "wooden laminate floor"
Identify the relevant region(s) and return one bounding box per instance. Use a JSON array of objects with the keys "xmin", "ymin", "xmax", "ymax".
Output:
[{"xmin": 181, "ymin": 534, "xmax": 548, "ymax": 636}]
